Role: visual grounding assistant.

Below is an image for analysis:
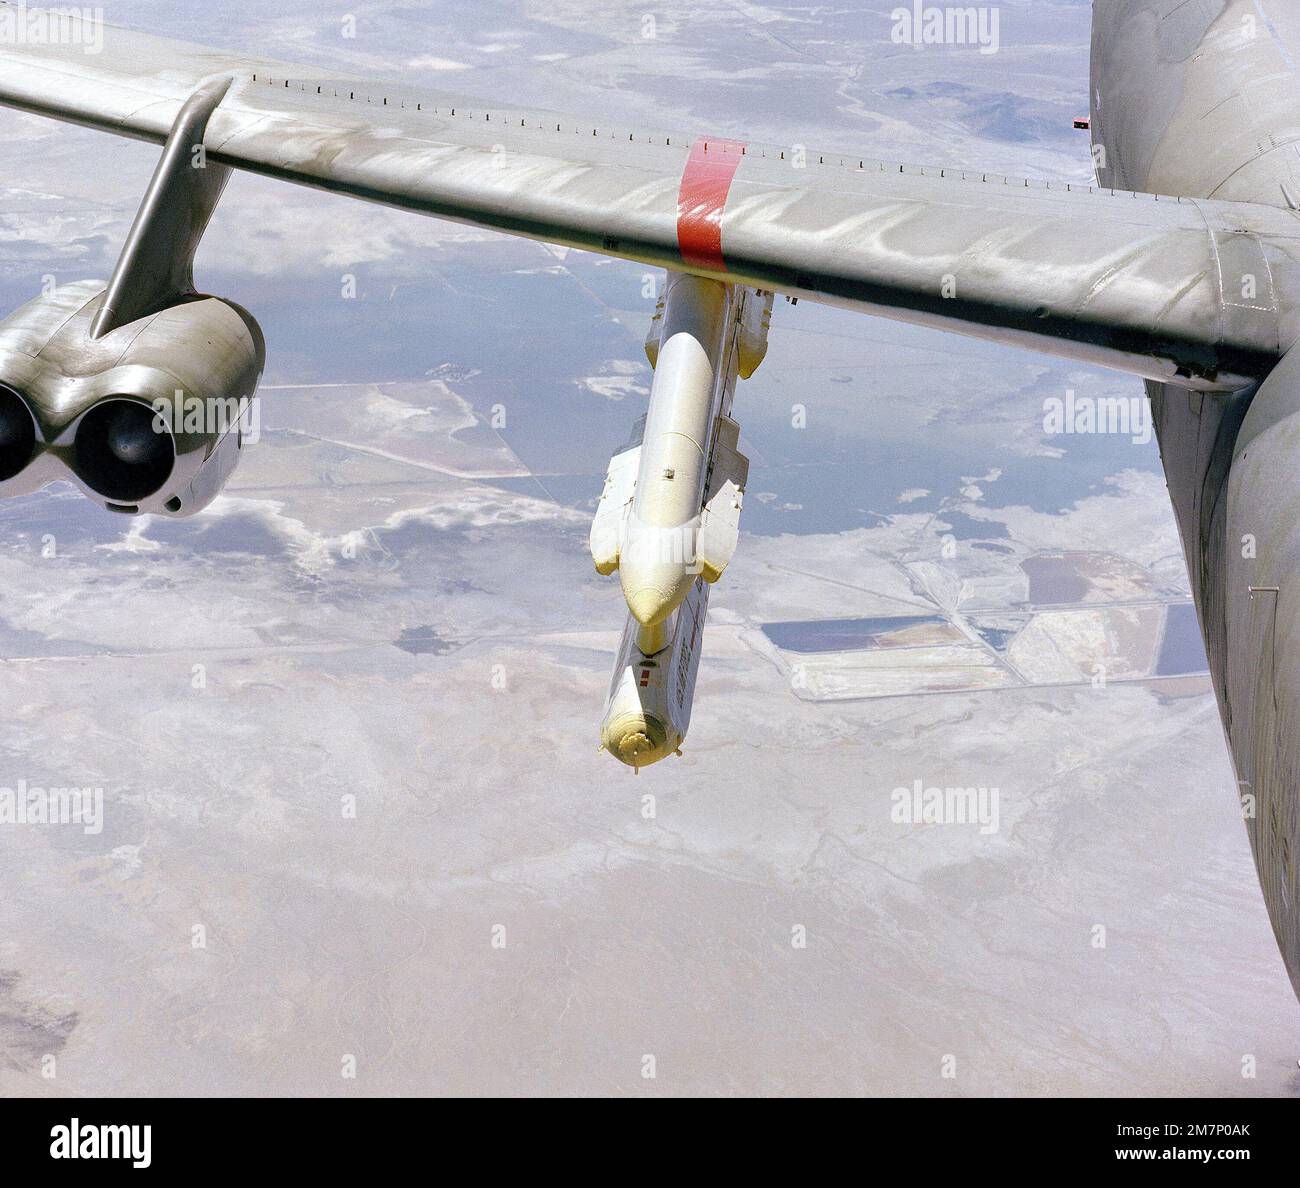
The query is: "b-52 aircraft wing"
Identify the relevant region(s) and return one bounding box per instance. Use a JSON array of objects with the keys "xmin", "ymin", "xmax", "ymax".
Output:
[{"xmin": 0, "ymin": 5, "xmax": 1297, "ymax": 391}]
